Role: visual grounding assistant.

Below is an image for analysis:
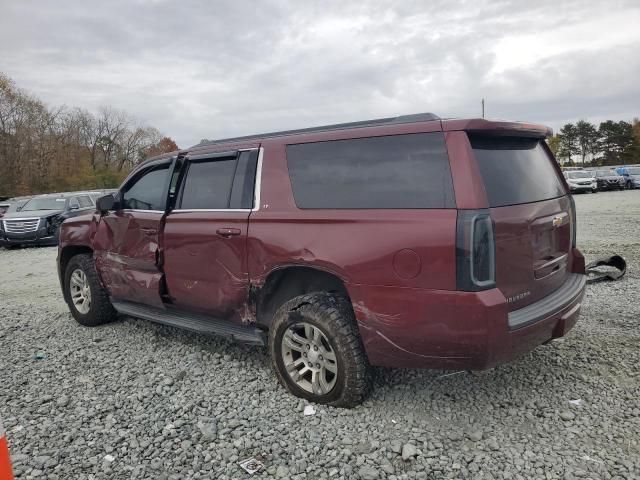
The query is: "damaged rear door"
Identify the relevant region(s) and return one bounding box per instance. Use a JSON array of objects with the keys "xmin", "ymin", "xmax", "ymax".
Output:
[
  {"xmin": 93, "ymin": 158, "xmax": 174, "ymax": 308},
  {"xmin": 161, "ymin": 149, "xmax": 258, "ymax": 319}
]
